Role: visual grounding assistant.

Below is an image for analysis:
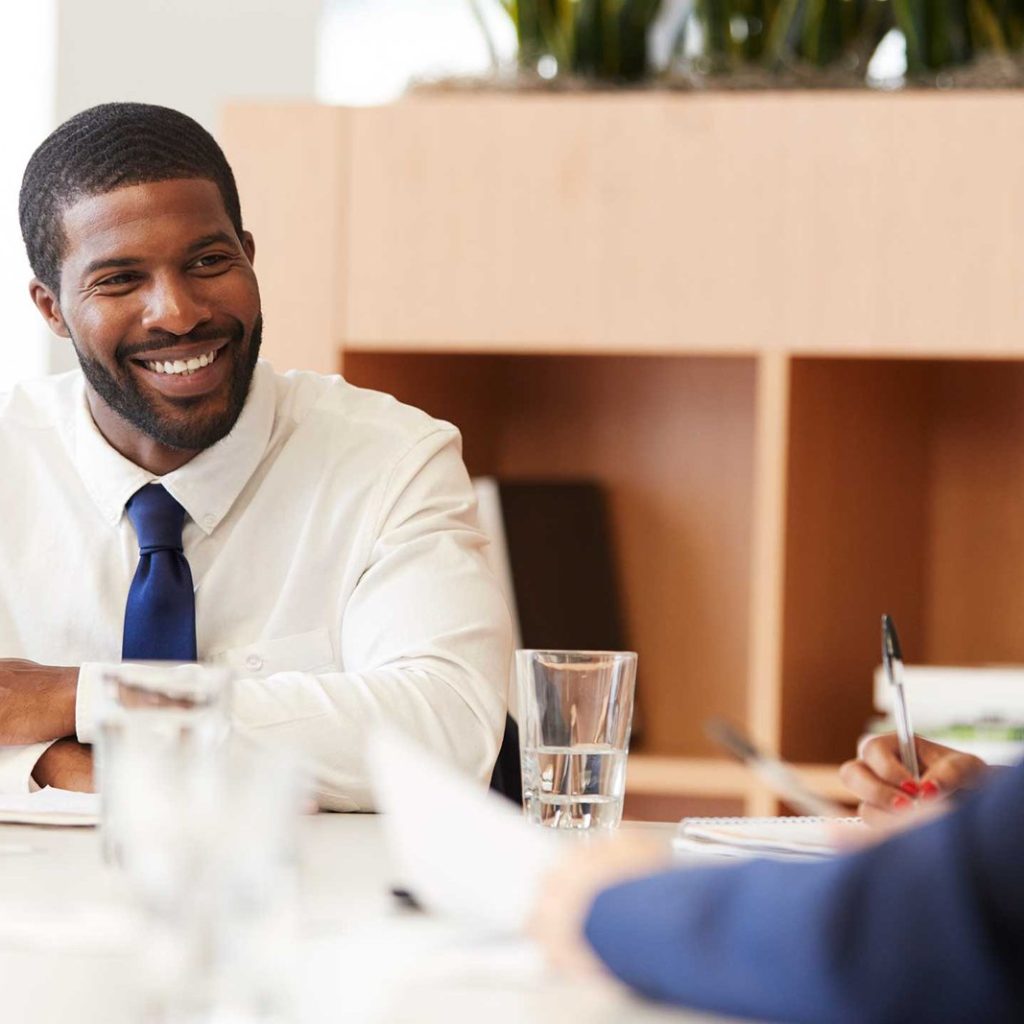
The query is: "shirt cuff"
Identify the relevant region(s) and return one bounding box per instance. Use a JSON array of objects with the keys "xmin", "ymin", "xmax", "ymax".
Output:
[
  {"xmin": 0, "ymin": 741, "xmax": 60, "ymax": 794},
  {"xmin": 76, "ymin": 662, "xmax": 109, "ymax": 744}
]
